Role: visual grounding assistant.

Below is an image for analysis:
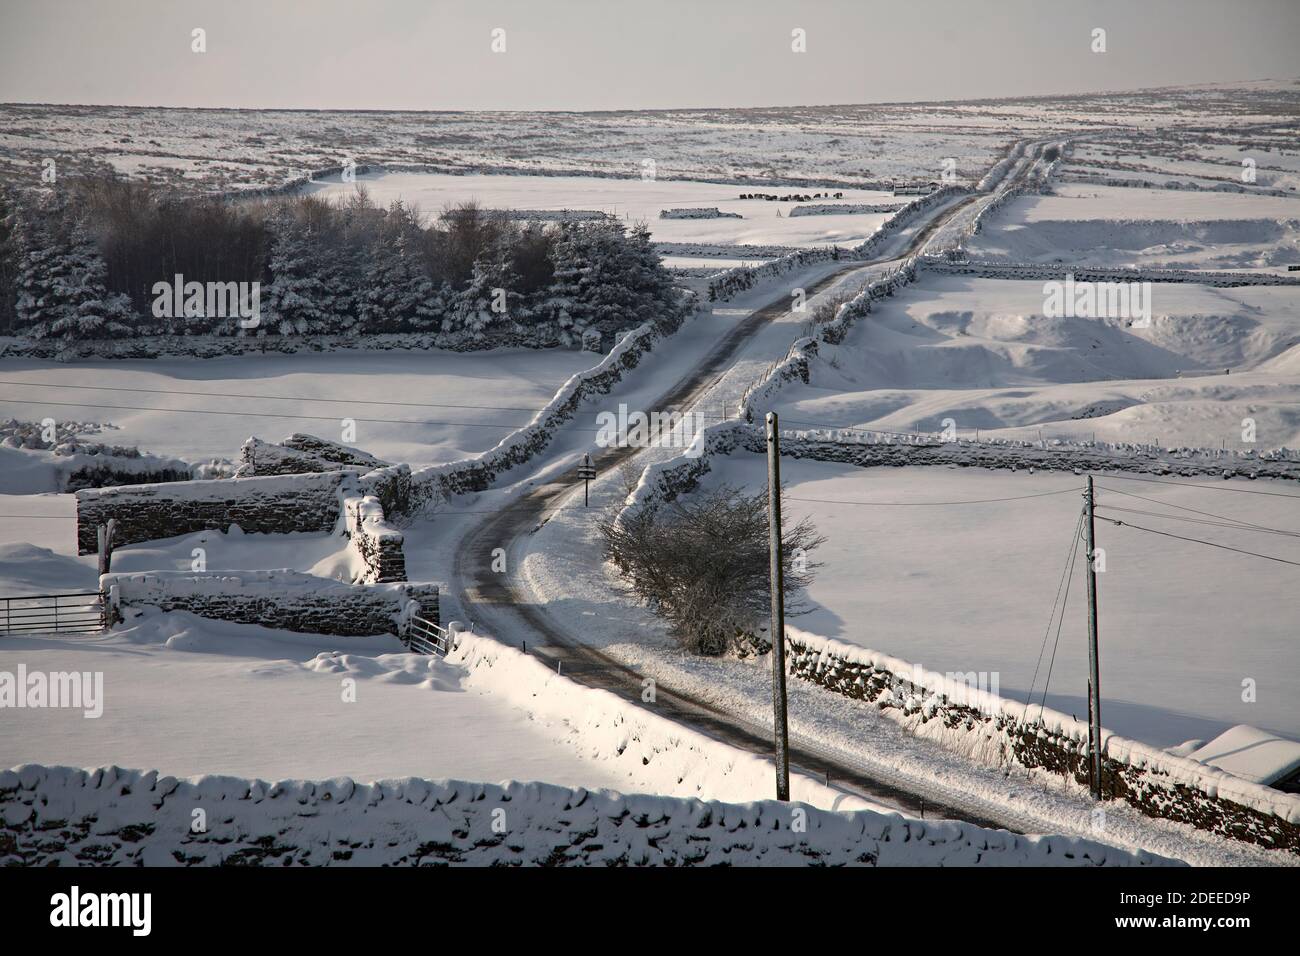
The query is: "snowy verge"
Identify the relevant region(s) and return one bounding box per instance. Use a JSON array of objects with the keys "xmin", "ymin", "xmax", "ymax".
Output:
[
  {"xmin": 446, "ymin": 632, "xmax": 869, "ymax": 811},
  {"xmin": 0, "ymin": 763, "xmax": 1172, "ymax": 866}
]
